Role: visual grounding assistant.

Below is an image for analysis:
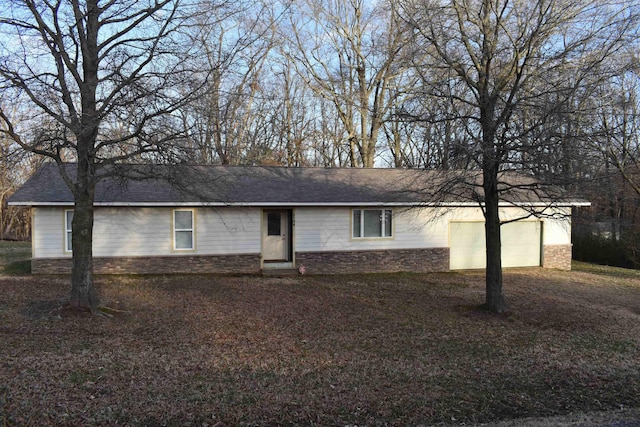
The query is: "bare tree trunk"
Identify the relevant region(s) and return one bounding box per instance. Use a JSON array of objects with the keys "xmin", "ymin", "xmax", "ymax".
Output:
[
  {"xmin": 483, "ymin": 149, "xmax": 506, "ymax": 312},
  {"xmin": 68, "ymin": 0, "xmax": 99, "ymax": 310},
  {"xmin": 1, "ymin": 0, "xmax": 207, "ymax": 314},
  {"xmin": 70, "ymin": 160, "xmax": 97, "ymax": 310}
]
